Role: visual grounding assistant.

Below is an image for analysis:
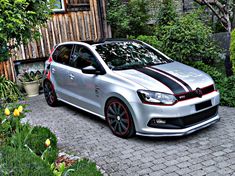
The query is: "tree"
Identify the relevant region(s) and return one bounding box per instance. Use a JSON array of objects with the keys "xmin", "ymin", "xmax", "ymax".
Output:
[
  {"xmin": 107, "ymin": 0, "xmax": 152, "ymax": 37},
  {"xmin": 159, "ymin": 11, "xmax": 220, "ymax": 64},
  {"xmin": 157, "ymin": 0, "xmax": 177, "ymax": 26},
  {"xmin": 0, "ymin": 0, "xmax": 54, "ymax": 62},
  {"xmin": 193, "ymin": 0, "xmax": 234, "ymax": 76},
  {"xmin": 106, "ymin": 0, "xmax": 129, "ymax": 37}
]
